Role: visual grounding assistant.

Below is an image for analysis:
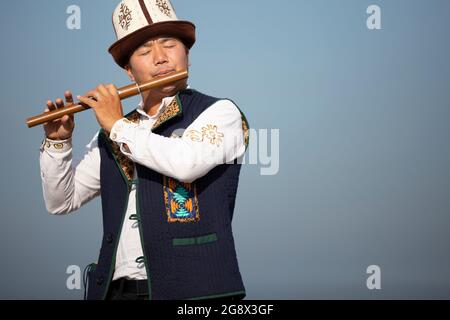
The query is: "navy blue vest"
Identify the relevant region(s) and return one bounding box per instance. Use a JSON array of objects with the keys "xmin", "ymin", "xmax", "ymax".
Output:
[{"xmin": 86, "ymin": 89, "xmax": 248, "ymax": 300}]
